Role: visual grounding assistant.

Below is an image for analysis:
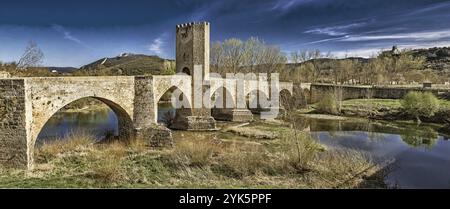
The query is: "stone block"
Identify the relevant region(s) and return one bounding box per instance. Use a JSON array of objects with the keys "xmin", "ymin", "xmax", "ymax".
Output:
[
  {"xmin": 135, "ymin": 125, "xmax": 173, "ymax": 148},
  {"xmin": 171, "ymin": 115, "xmax": 217, "ymax": 131}
]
